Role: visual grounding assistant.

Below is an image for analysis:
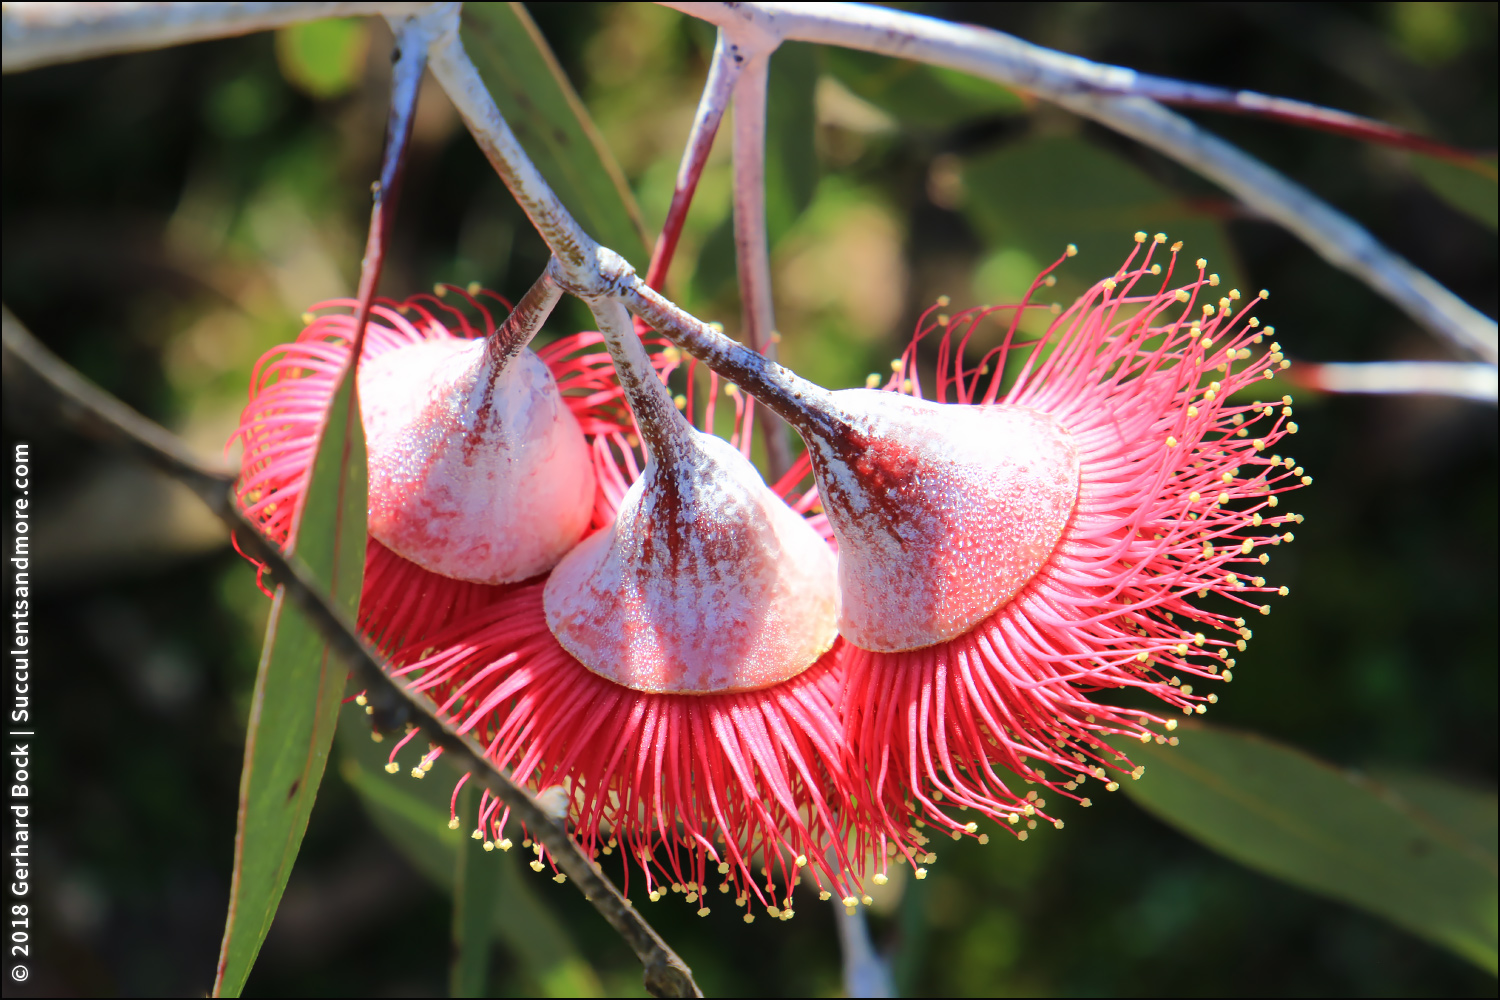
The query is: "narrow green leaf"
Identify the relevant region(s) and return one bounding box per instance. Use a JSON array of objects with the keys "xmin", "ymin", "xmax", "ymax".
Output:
[
  {"xmin": 451, "ymin": 782, "xmax": 498, "ymax": 998},
  {"xmin": 961, "ymin": 134, "xmax": 1243, "ymax": 291},
  {"xmin": 1121, "ymin": 723, "xmax": 1499, "ymax": 974},
  {"xmin": 213, "ymin": 371, "xmax": 367, "ymax": 997},
  {"xmin": 1409, "ymin": 153, "xmax": 1499, "ymax": 231},
  {"xmin": 460, "ymin": 2, "xmax": 649, "ymax": 269},
  {"xmin": 336, "ymin": 712, "xmax": 604, "ymax": 998}
]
